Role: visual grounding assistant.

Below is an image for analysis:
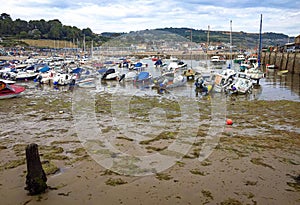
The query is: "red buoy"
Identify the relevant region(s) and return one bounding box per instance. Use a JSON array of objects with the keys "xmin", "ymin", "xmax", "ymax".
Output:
[{"xmin": 226, "ymin": 119, "xmax": 233, "ymax": 125}]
